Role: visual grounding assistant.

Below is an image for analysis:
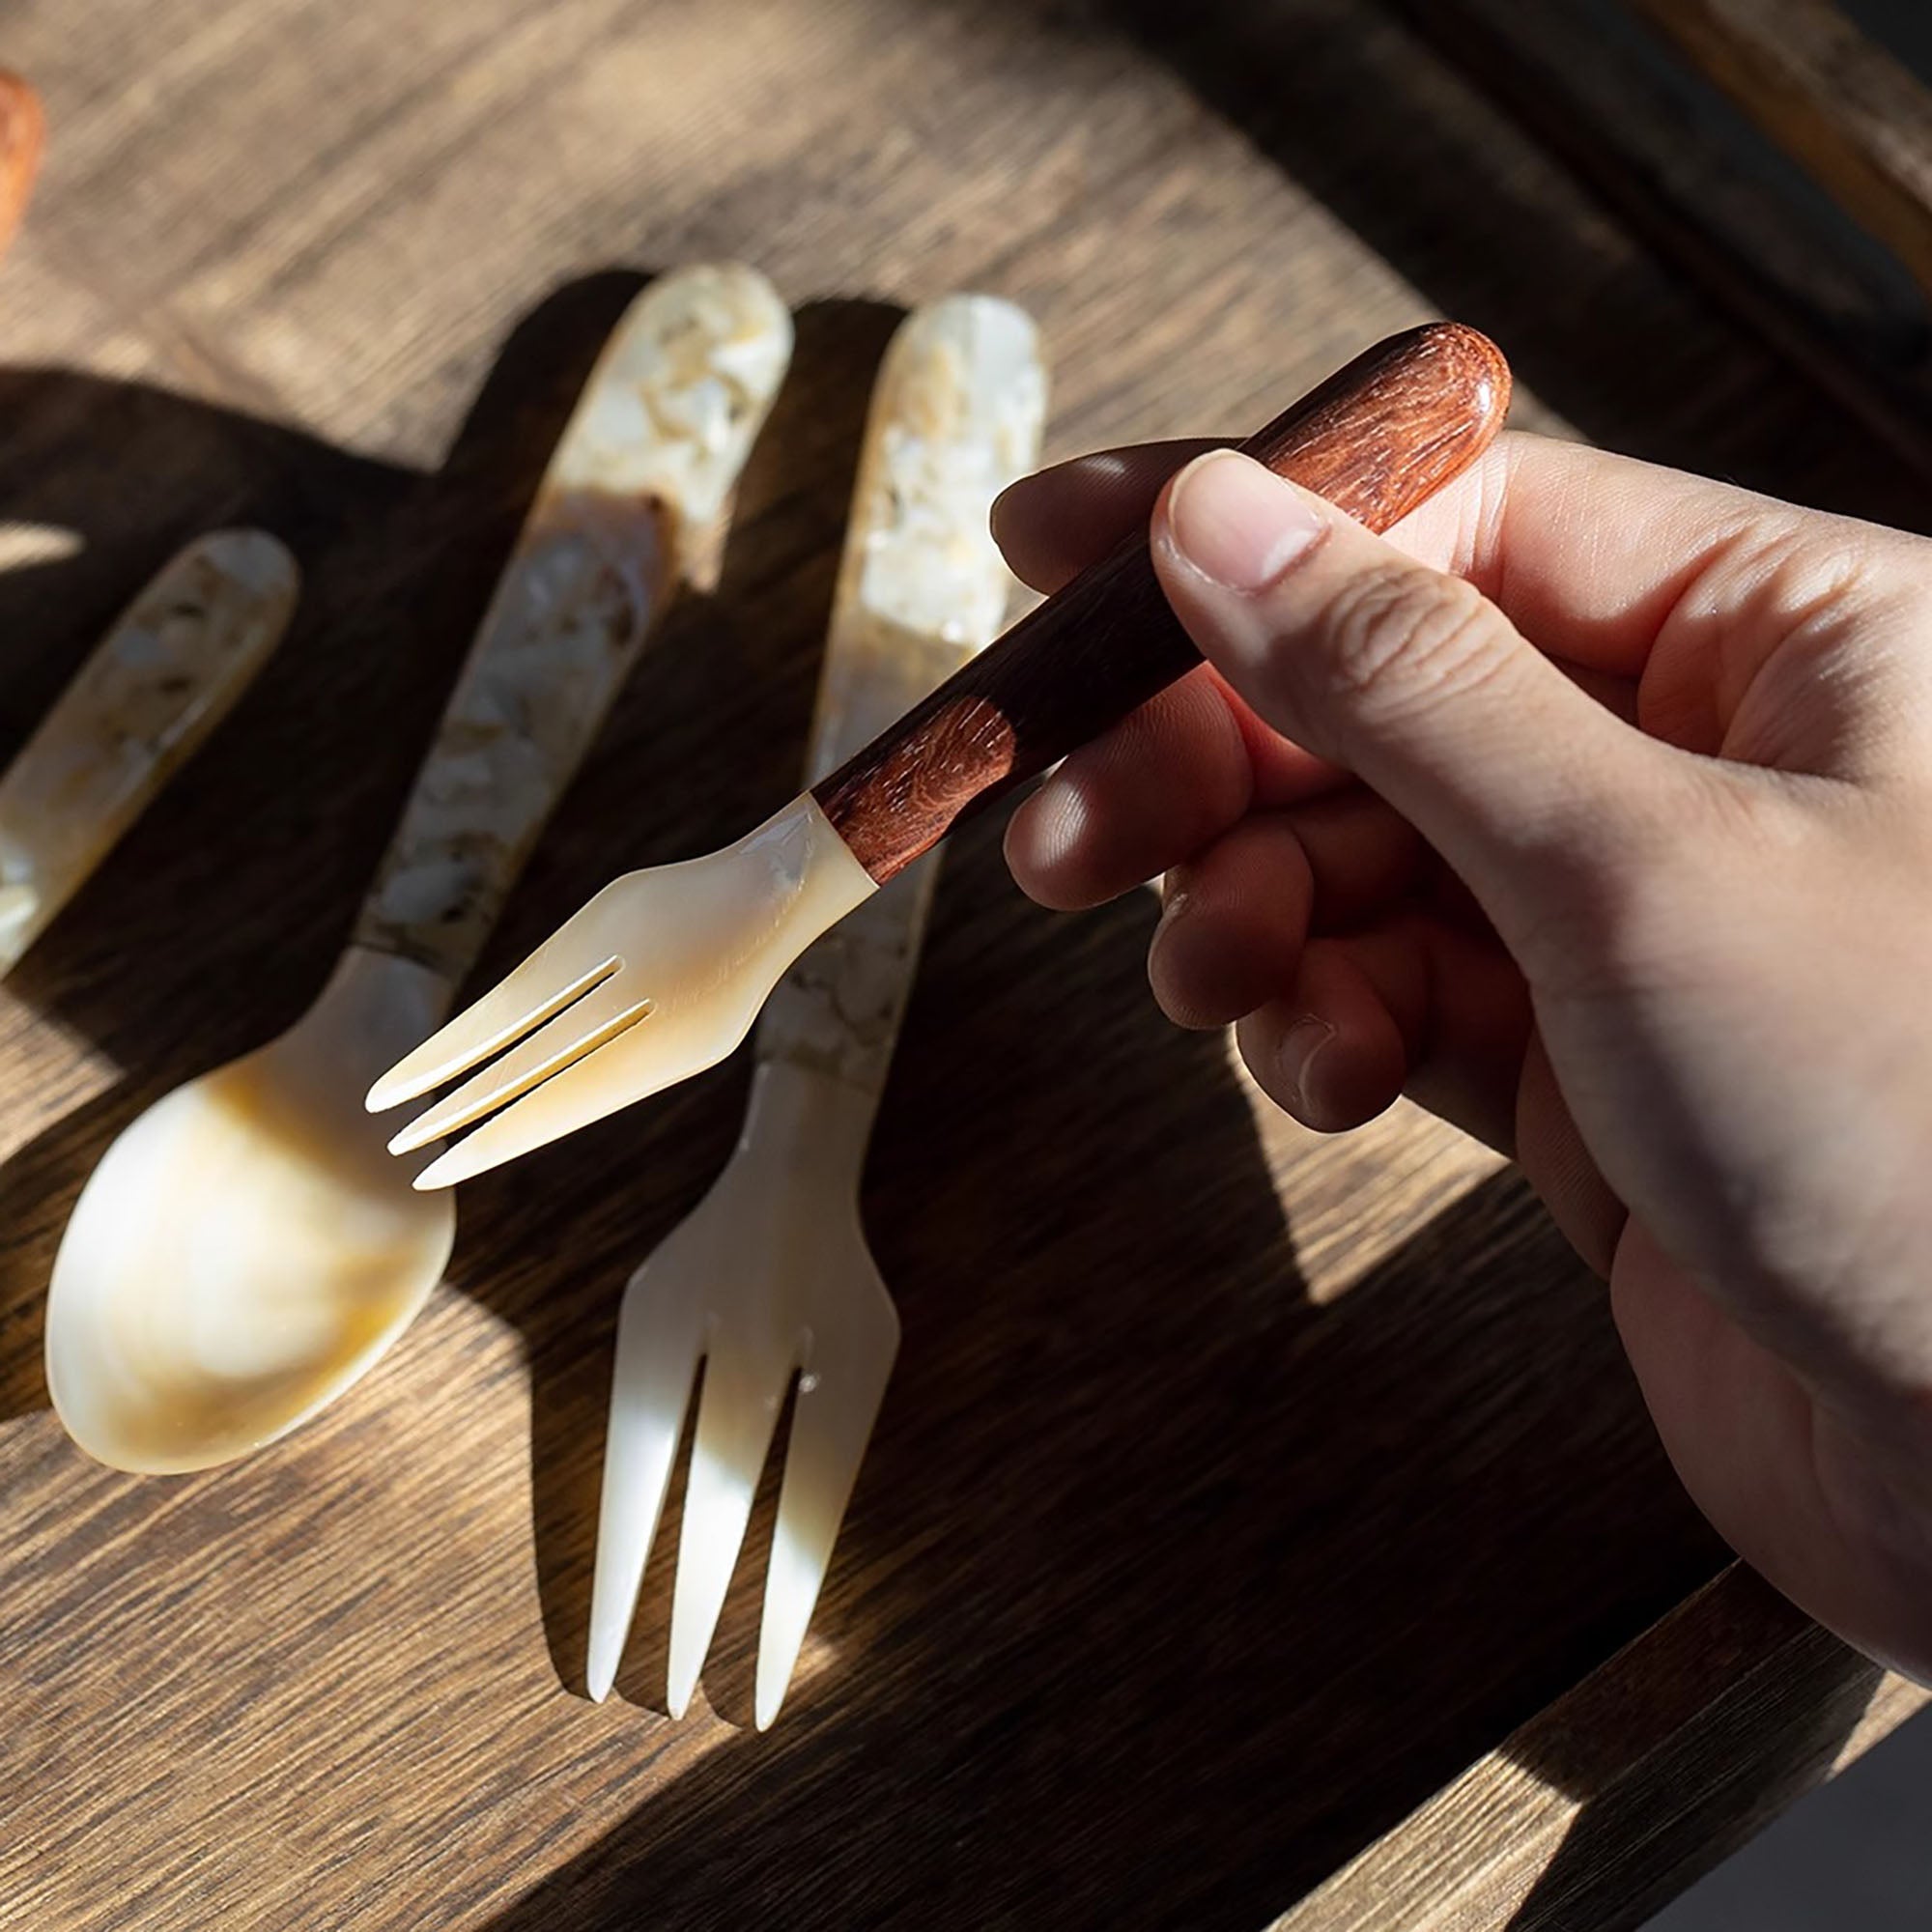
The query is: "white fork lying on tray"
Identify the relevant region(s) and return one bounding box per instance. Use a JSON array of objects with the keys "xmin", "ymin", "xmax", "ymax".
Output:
[{"xmin": 584, "ymin": 294, "xmax": 1047, "ymax": 1725}]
